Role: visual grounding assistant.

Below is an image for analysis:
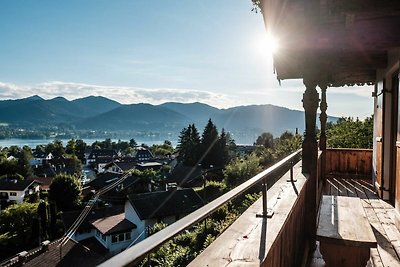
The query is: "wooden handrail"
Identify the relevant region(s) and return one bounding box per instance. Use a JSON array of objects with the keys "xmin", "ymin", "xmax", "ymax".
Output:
[{"xmin": 99, "ymin": 149, "xmax": 302, "ymax": 267}]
